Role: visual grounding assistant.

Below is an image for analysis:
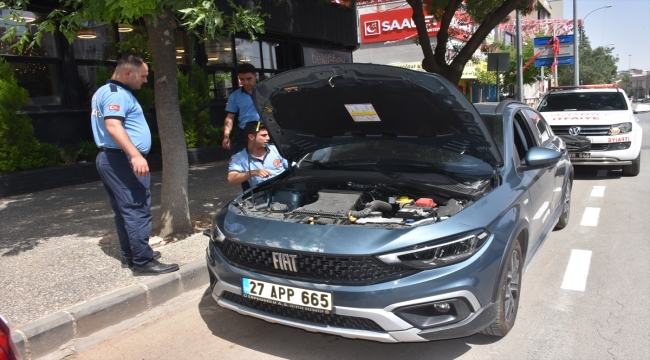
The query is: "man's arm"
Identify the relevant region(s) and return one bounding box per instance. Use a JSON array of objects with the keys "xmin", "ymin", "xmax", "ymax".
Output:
[
  {"xmin": 228, "ymin": 169, "xmax": 272, "ymax": 184},
  {"xmin": 222, "ymin": 113, "xmax": 236, "ymax": 149},
  {"xmin": 105, "ymin": 118, "xmax": 149, "ymax": 177}
]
